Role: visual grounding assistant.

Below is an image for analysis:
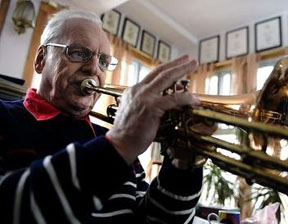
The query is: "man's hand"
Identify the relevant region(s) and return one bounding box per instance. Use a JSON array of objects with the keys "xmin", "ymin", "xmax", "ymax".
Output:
[
  {"xmin": 166, "ymin": 121, "xmax": 217, "ymax": 170},
  {"xmin": 106, "ymin": 55, "xmax": 199, "ymax": 164}
]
